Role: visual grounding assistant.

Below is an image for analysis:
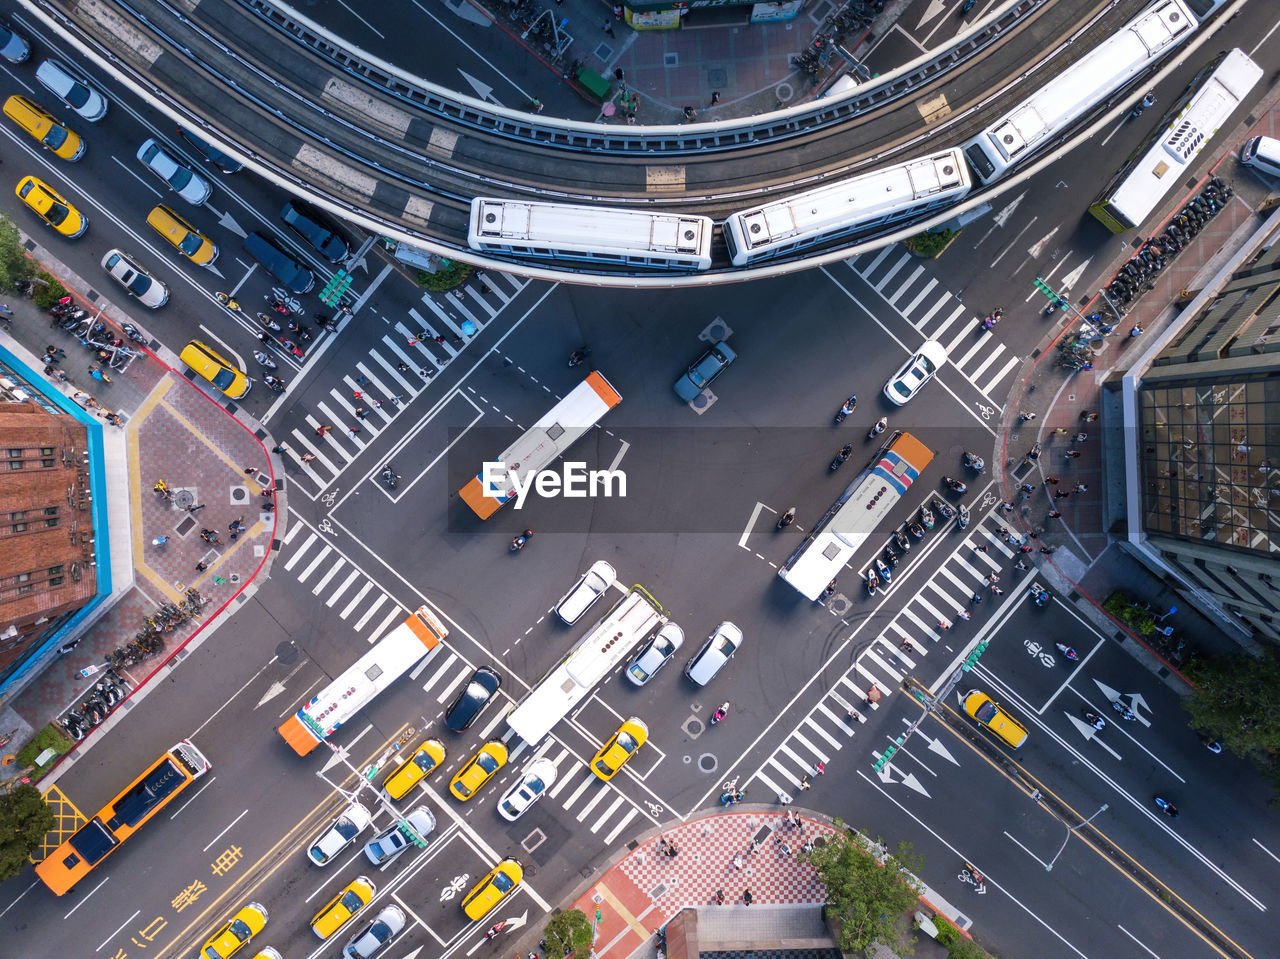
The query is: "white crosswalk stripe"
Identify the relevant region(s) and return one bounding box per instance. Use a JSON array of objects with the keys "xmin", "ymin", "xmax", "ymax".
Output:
[
  {"xmin": 276, "ymin": 525, "xmax": 406, "ymax": 639},
  {"xmin": 748, "ymin": 508, "xmax": 1039, "ymax": 791},
  {"xmin": 285, "ymin": 272, "xmax": 530, "ymax": 490},
  {"xmin": 842, "ymin": 248, "xmax": 1020, "ymax": 400}
]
